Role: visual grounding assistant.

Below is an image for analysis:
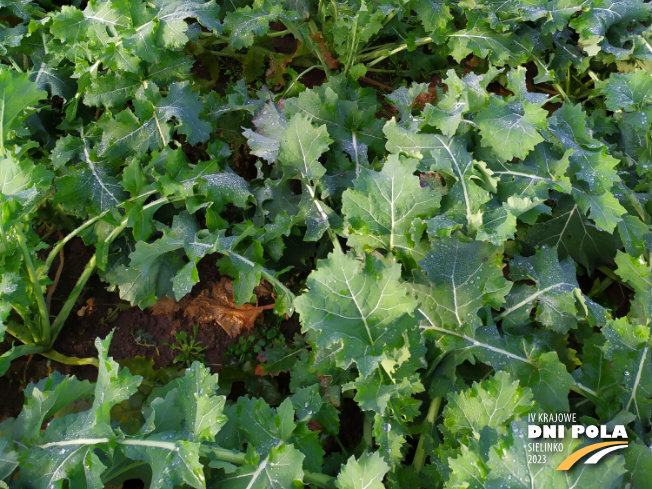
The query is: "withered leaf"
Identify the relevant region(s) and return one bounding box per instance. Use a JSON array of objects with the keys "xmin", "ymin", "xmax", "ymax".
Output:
[
  {"xmin": 150, "ymin": 278, "xmax": 274, "ymax": 338},
  {"xmin": 309, "ymin": 33, "xmax": 339, "ymax": 70}
]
